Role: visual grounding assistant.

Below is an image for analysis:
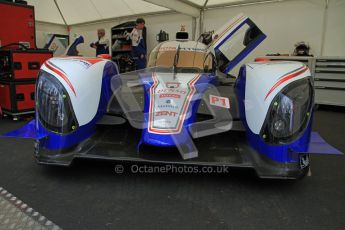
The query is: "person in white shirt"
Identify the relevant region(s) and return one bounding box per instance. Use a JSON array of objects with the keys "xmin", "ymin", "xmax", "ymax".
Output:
[
  {"xmin": 129, "ymin": 18, "xmax": 146, "ymax": 69},
  {"xmin": 90, "ymin": 28, "xmax": 109, "ymax": 56}
]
